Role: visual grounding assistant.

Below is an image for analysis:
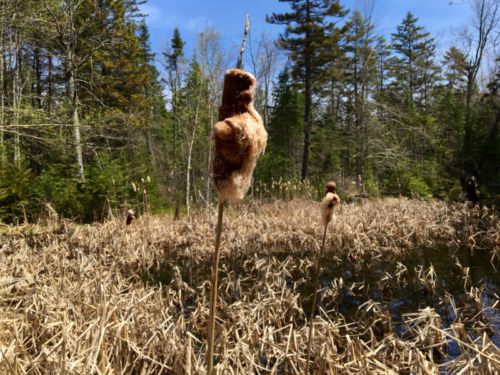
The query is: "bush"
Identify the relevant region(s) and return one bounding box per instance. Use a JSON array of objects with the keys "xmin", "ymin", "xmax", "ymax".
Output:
[{"xmin": 0, "ymin": 162, "xmax": 36, "ymax": 223}]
